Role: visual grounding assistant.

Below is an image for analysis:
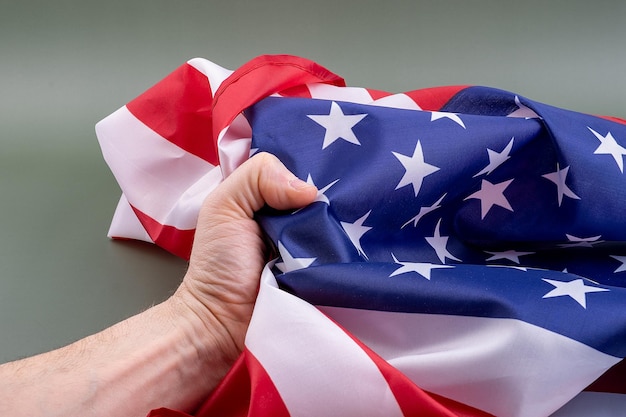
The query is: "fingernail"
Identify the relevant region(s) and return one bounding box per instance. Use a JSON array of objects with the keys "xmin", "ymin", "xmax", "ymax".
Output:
[{"xmin": 288, "ymin": 177, "xmax": 311, "ymax": 190}]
